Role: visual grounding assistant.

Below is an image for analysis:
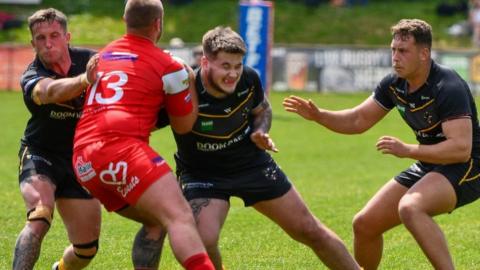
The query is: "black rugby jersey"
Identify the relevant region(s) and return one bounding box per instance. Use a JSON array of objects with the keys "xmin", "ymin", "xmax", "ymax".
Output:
[
  {"xmin": 374, "ymin": 61, "xmax": 480, "ymax": 159},
  {"xmin": 20, "ymin": 47, "xmax": 95, "ymax": 155},
  {"xmin": 173, "ymin": 66, "xmax": 272, "ymax": 174}
]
